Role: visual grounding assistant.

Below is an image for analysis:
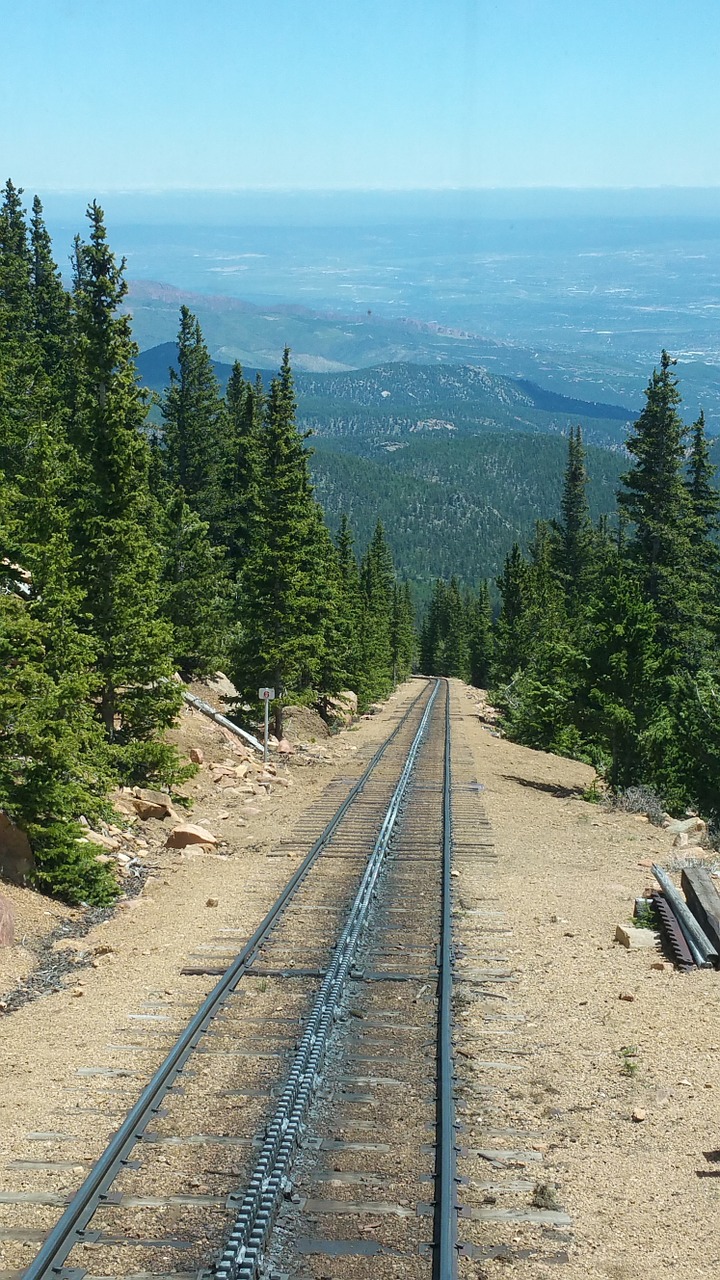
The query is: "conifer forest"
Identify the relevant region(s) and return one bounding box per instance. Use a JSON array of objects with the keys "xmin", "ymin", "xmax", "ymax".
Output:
[{"xmin": 2, "ymin": 180, "xmax": 720, "ymax": 905}]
